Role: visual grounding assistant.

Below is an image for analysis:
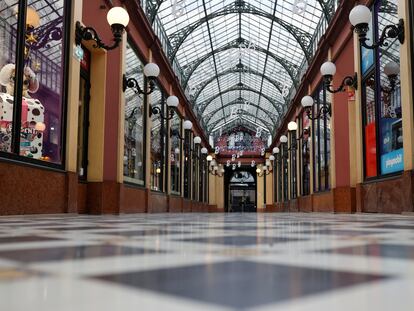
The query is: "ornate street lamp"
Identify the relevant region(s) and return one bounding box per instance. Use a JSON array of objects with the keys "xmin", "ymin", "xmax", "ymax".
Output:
[
  {"xmin": 150, "ymin": 95, "xmax": 179, "ymax": 120},
  {"xmin": 75, "ymin": 7, "xmax": 129, "ymax": 50},
  {"xmin": 301, "ymin": 95, "xmax": 331, "ymax": 120},
  {"xmin": 320, "ymin": 62, "xmax": 358, "ymax": 94},
  {"xmin": 123, "ymin": 63, "xmax": 160, "ymax": 95},
  {"xmin": 349, "ymin": 5, "xmax": 404, "ymax": 50}
]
